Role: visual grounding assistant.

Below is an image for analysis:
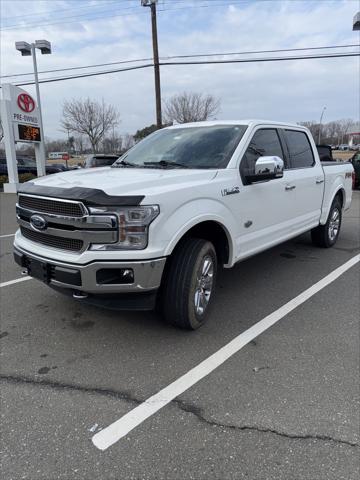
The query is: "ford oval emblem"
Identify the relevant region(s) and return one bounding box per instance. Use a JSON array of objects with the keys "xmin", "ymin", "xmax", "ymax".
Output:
[{"xmin": 30, "ymin": 214, "xmax": 47, "ymax": 231}]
